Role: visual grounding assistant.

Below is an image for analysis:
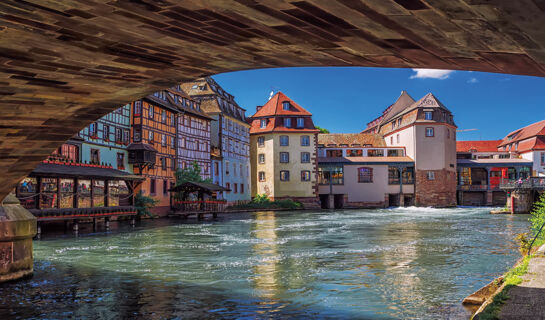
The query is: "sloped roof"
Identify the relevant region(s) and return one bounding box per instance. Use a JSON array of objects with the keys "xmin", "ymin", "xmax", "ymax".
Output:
[
  {"xmin": 499, "ymin": 119, "xmax": 545, "ymax": 147},
  {"xmin": 456, "ymin": 140, "xmax": 502, "ymax": 153},
  {"xmin": 251, "ymin": 91, "xmax": 312, "ymax": 118},
  {"xmin": 318, "ymin": 133, "xmax": 386, "ymax": 147},
  {"xmin": 377, "ymin": 90, "xmax": 416, "ymax": 125},
  {"xmin": 516, "ymin": 136, "xmax": 545, "ymax": 153},
  {"xmin": 318, "ymin": 156, "xmax": 414, "ymax": 164},
  {"xmin": 31, "ymin": 163, "xmax": 144, "ymax": 181}
]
